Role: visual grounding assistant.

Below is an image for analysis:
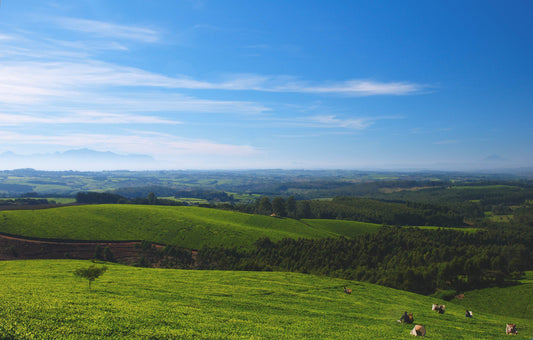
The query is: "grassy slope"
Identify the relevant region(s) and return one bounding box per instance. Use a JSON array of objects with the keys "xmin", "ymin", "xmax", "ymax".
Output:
[
  {"xmin": 0, "ymin": 205, "xmax": 381, "ymax": 249},
  {"xmin": 0, "ymin": 260, "xmax": 531, "ymax": 339},
  {"xmin": 454, "ymin": 272, "xmax": 533, "ymax": 321},
  {"xmin": 301, "ymin": 219, "xmax": 382, "ymax": 238}
]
